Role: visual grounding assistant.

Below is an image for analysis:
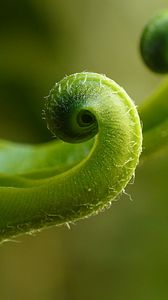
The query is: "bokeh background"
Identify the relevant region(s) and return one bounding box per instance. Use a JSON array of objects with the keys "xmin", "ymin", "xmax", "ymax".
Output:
[{"xmin": 0, "ymin": 0, "xmax": 168, "ymax": 299}]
